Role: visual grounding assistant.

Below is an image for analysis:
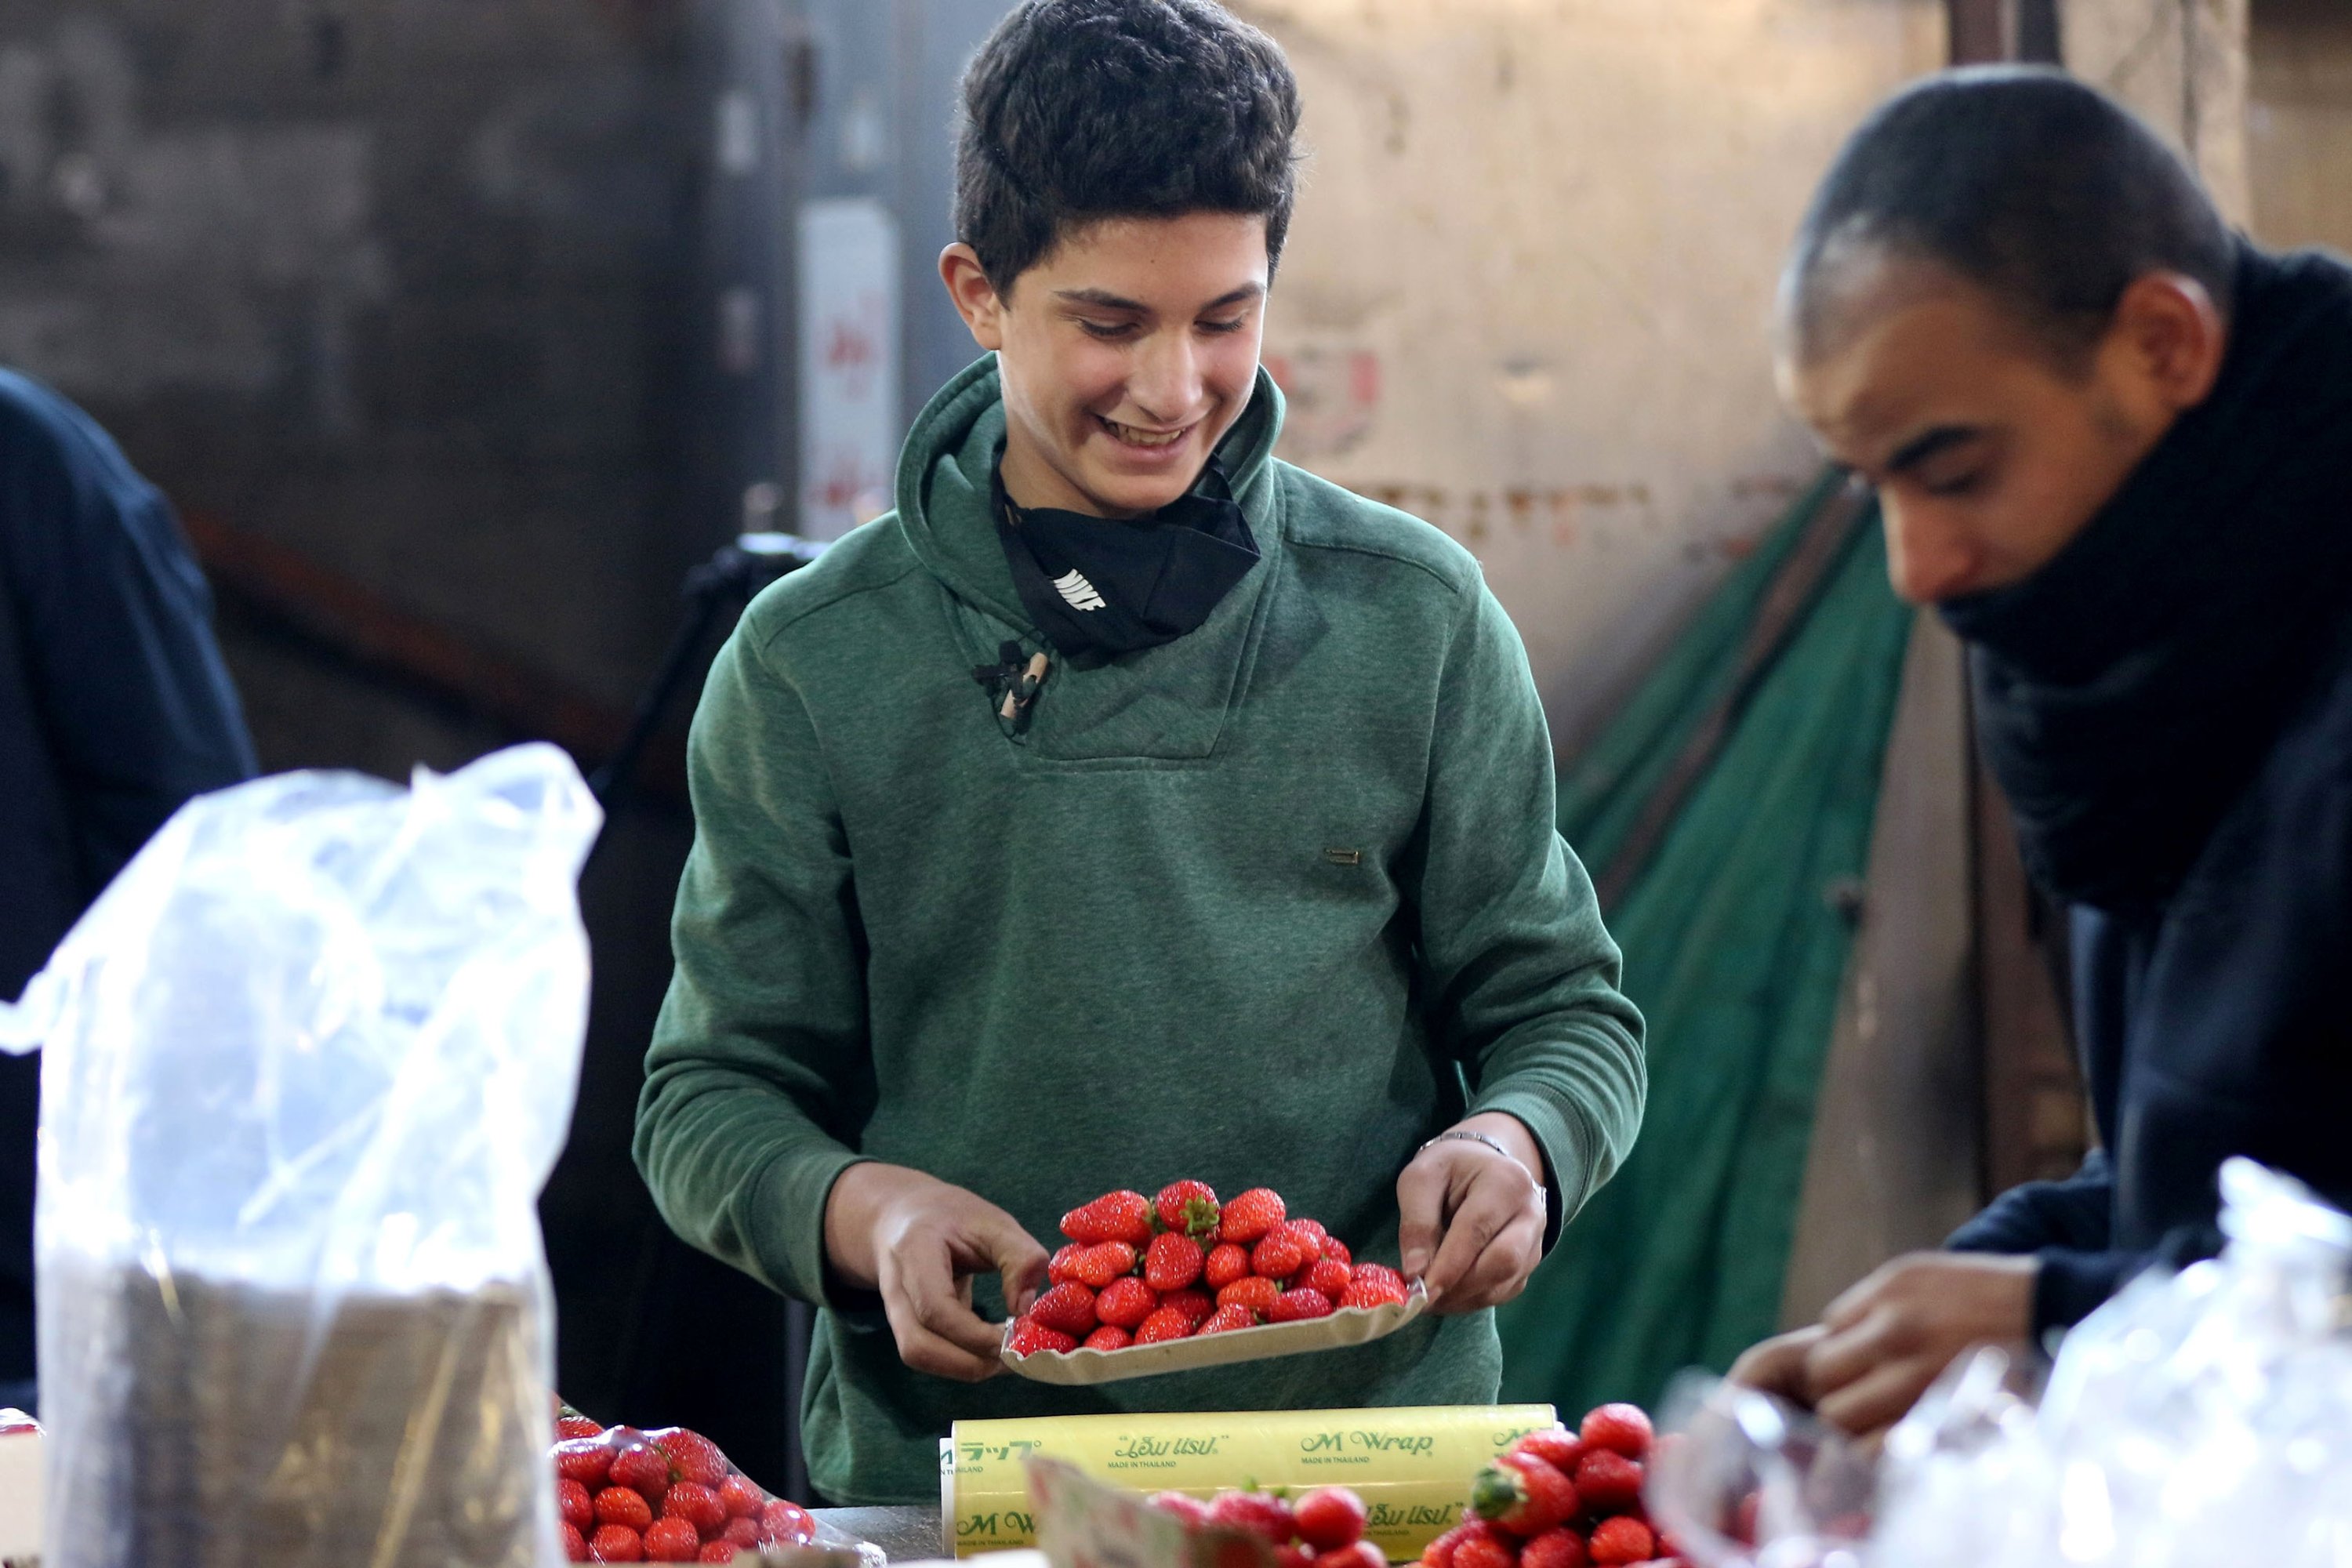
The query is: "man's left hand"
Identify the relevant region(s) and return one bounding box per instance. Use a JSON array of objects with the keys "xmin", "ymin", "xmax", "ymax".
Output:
[
  {"xmin": 1396, "ymin": 1113, "xmax": 1548, "ymax": 1313},
  {"xmin": 1802, "ymin": 1252, "xmax": 2038, "ymax": 1438}
]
